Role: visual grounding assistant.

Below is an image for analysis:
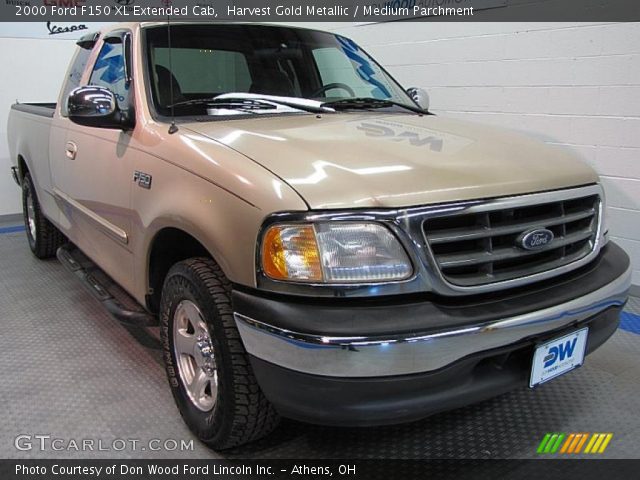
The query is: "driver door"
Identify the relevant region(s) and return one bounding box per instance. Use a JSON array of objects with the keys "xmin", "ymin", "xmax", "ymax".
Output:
[{"xmin": 57, "ymin": 32, "xmax": 136, "ymax": 292}]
